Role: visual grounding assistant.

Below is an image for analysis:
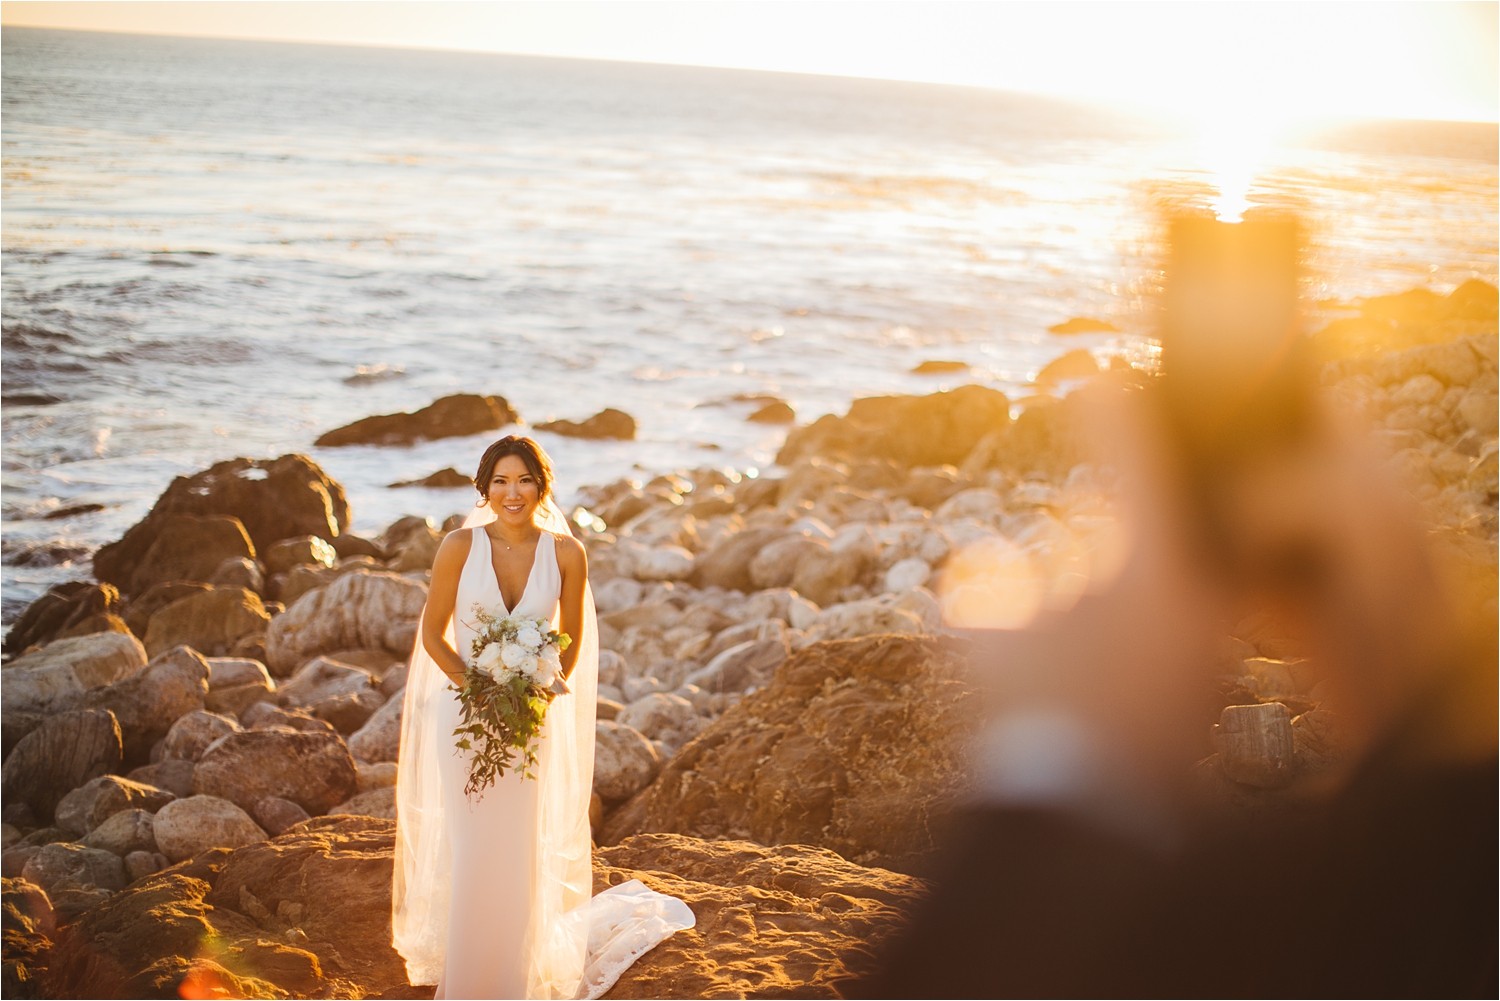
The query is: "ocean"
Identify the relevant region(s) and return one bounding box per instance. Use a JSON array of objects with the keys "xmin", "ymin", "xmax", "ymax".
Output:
[{"xmin": 2, "ymin": 26, "xmax": 1496, "ymax": 626}]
